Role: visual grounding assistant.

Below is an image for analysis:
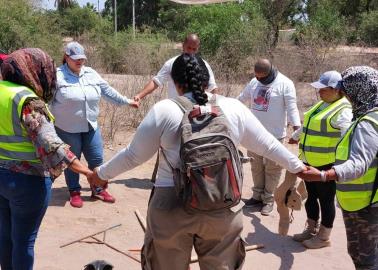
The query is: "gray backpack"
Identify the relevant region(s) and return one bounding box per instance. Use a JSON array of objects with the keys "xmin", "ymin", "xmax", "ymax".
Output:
[{"xmin": 160, "ymin": 95, "xmax": 244, "ymax": 212}]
